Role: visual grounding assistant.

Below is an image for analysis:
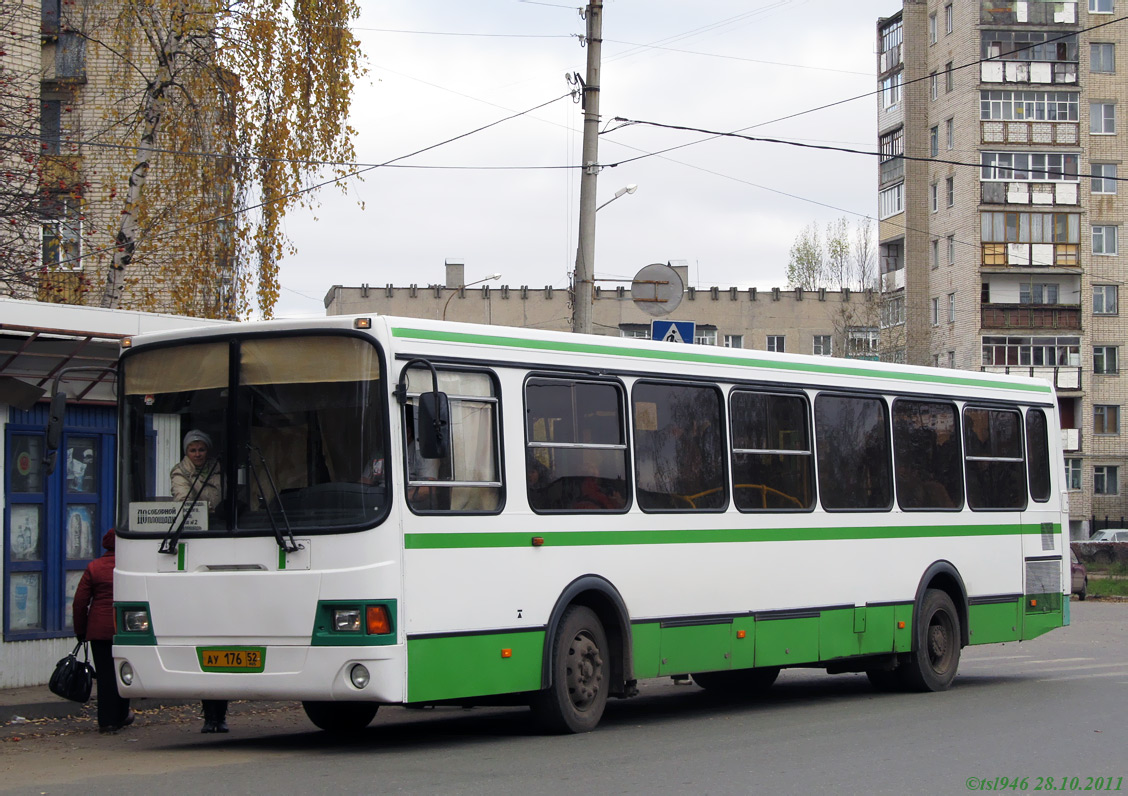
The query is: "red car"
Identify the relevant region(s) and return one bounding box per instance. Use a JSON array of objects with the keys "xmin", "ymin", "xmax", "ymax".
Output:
[{"xmin": 1071, "ymin": 549, "xmax": 1088, "ymax": 600}]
